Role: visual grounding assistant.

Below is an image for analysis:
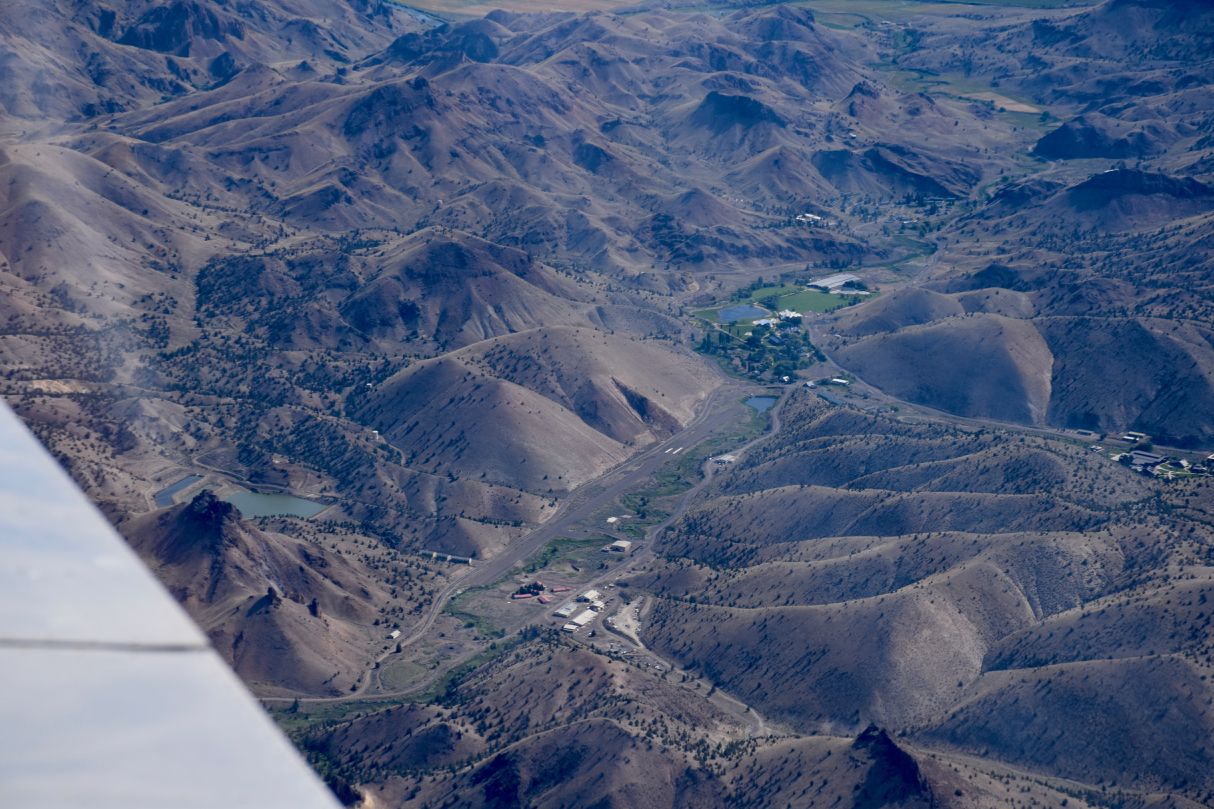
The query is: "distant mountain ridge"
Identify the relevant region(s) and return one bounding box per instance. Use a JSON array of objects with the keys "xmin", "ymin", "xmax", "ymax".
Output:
[{"xmin": 0, "ymin": 0, "xmax": 419, "ymax": 120}]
